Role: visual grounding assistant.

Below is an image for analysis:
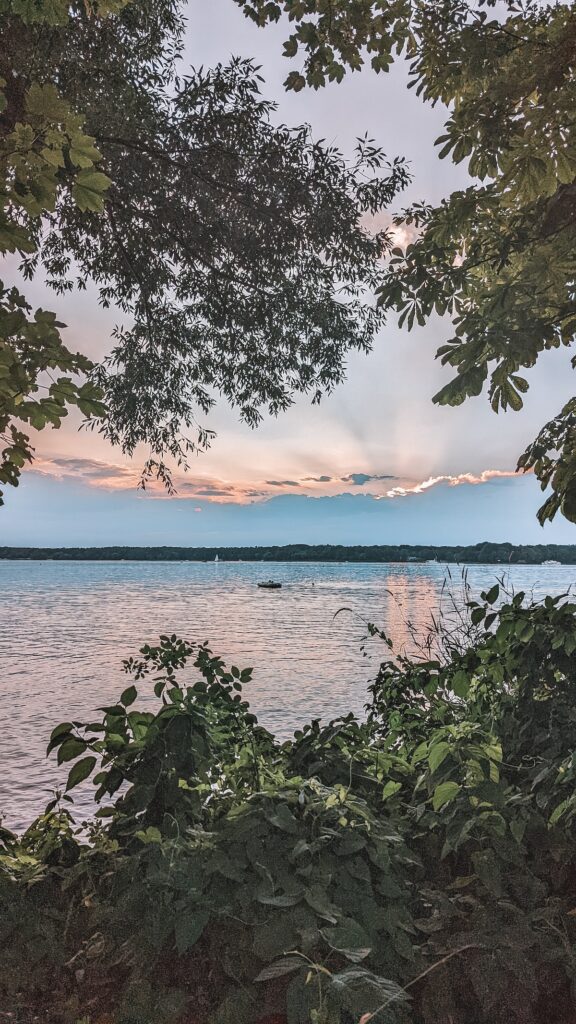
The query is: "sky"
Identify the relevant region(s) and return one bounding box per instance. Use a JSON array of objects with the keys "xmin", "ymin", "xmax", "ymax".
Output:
[{"xmin": 2, "ymin": 0, "xmax": 575, "ymax": 547}]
